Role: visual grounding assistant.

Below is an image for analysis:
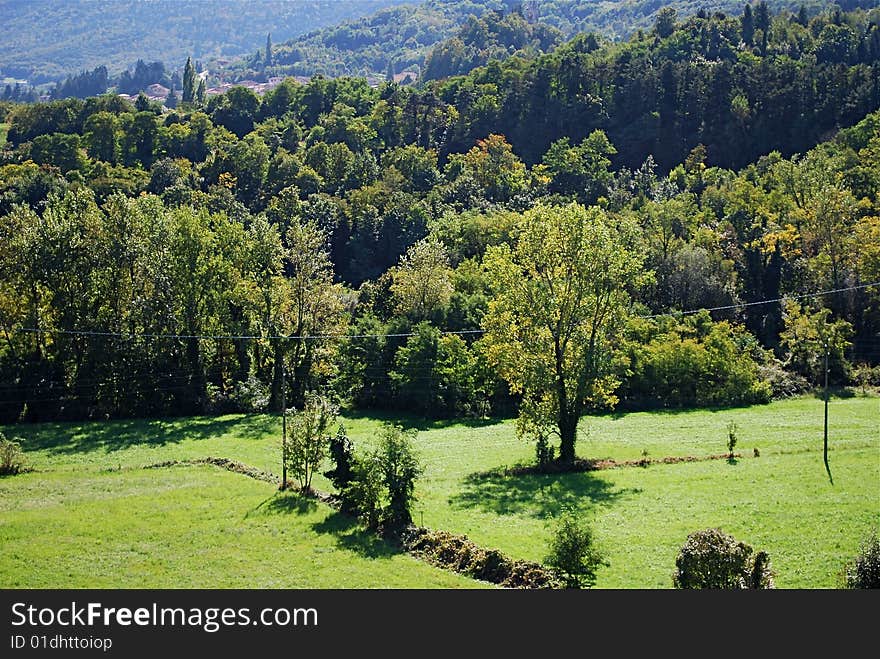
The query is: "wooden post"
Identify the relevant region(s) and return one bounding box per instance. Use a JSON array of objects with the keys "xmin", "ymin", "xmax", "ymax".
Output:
[
  {"xmin": 823, "ymin": 342, "xmax": 832, "ymax": 484},
  {"xmin": 281, "ymin": 365, "xmax": 287, "ymax": 490}
]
